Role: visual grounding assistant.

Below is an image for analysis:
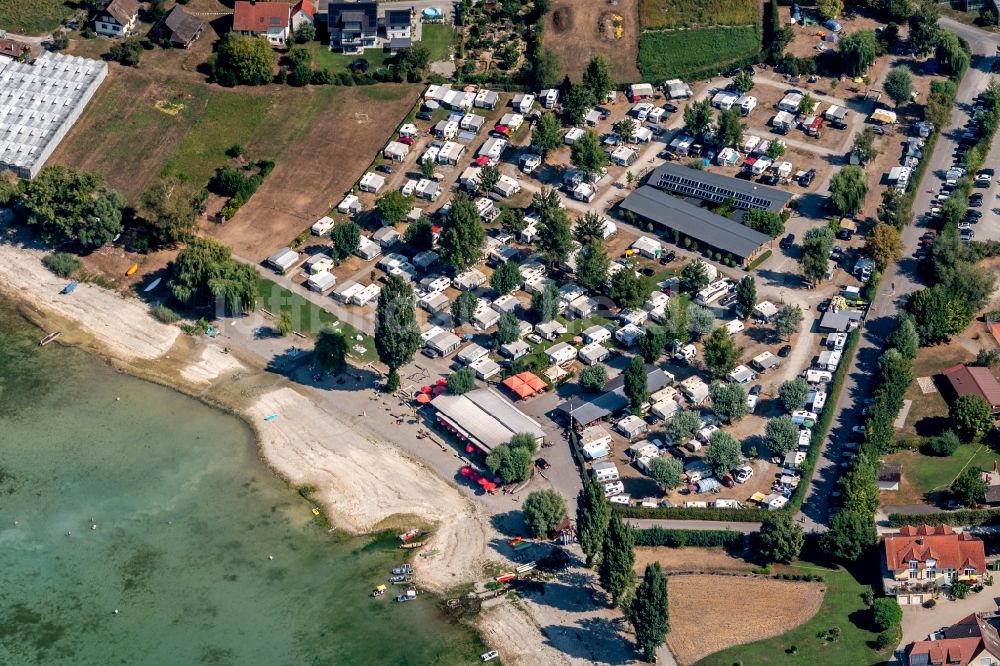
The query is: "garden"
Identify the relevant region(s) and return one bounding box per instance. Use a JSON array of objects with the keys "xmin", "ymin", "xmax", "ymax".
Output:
[{"xmin": 637, "ymin": 26, "xmax": 761, "ymax": 81}]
